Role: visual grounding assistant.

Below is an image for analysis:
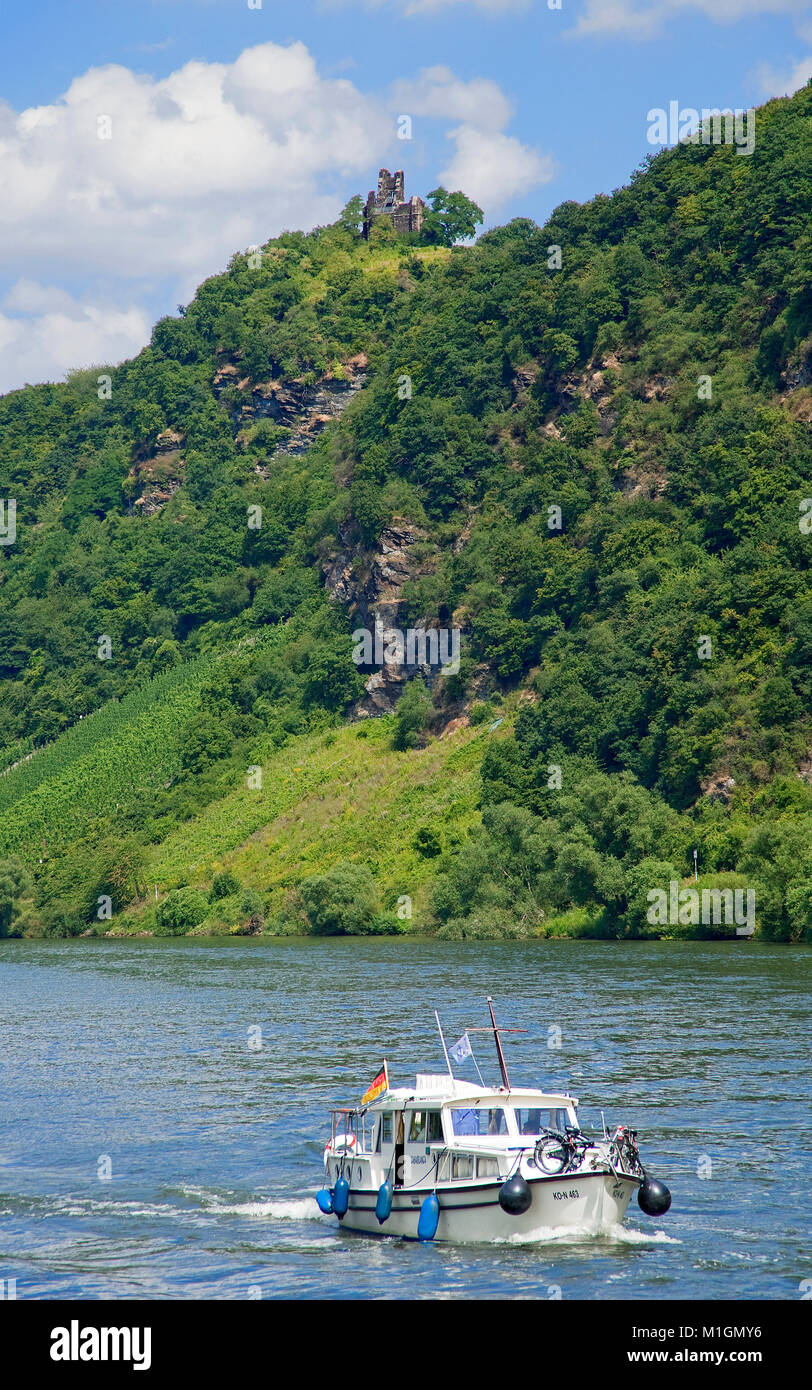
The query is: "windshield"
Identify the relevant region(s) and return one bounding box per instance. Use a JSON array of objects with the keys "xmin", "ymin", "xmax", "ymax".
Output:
[
  {"xmin": 515, "ymin": 1107, "xmax": 572, "ymax": 1135},
  {"xmin": 450, "ymin": 1106, "xmax": 508, "ymax": 1137}
]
